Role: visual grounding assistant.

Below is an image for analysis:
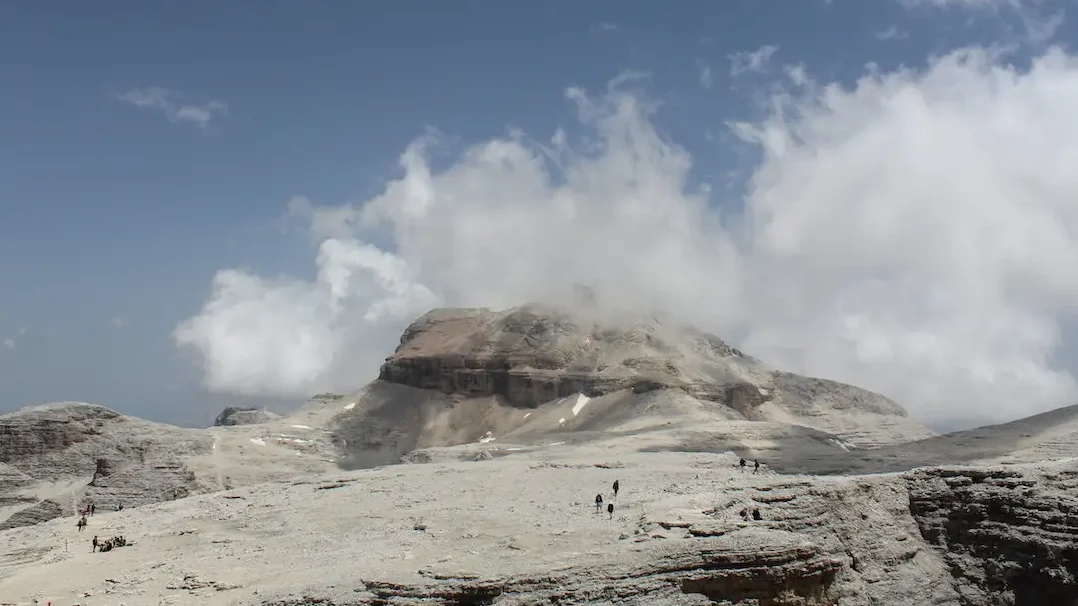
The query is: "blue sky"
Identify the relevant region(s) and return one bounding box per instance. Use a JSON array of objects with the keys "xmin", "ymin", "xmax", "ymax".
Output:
[{"xmin": 2, "ymin": 0, "xmax": 1077, "ymax": 429}]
